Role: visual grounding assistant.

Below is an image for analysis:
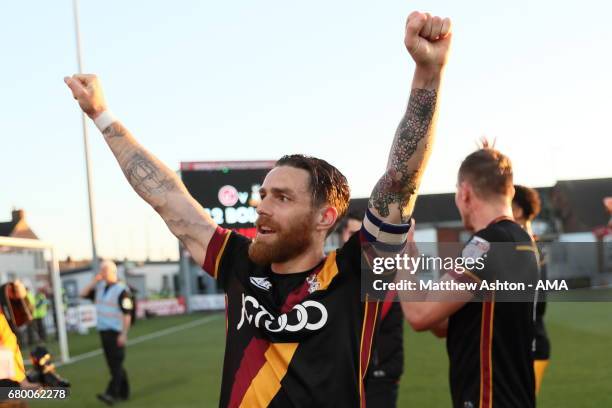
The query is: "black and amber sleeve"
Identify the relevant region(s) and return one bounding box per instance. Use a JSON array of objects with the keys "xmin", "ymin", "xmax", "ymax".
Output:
[{"xmin": 202, "ymin": 227, "xmax": 251, "ymax": 284}]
